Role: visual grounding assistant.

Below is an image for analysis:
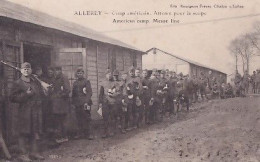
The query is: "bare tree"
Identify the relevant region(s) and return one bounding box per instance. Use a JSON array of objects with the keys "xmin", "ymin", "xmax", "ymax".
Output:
[
  {"xmin": 247, "ymin": 21, "xmax": 260, "ymax": 55},
  {"xmin": 229, "ymin": 35, "xmax": 254, "ymax": 73}
]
